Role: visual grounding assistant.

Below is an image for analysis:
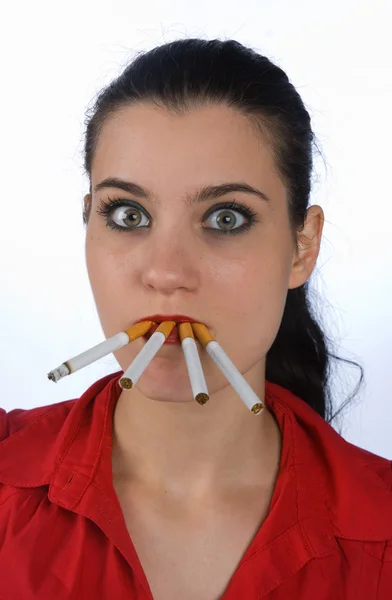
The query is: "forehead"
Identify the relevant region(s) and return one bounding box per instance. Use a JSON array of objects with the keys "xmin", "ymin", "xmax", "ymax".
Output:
[{"xmin": 92, "ymin": 103, "xmax": 285, "ymax": 199}]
